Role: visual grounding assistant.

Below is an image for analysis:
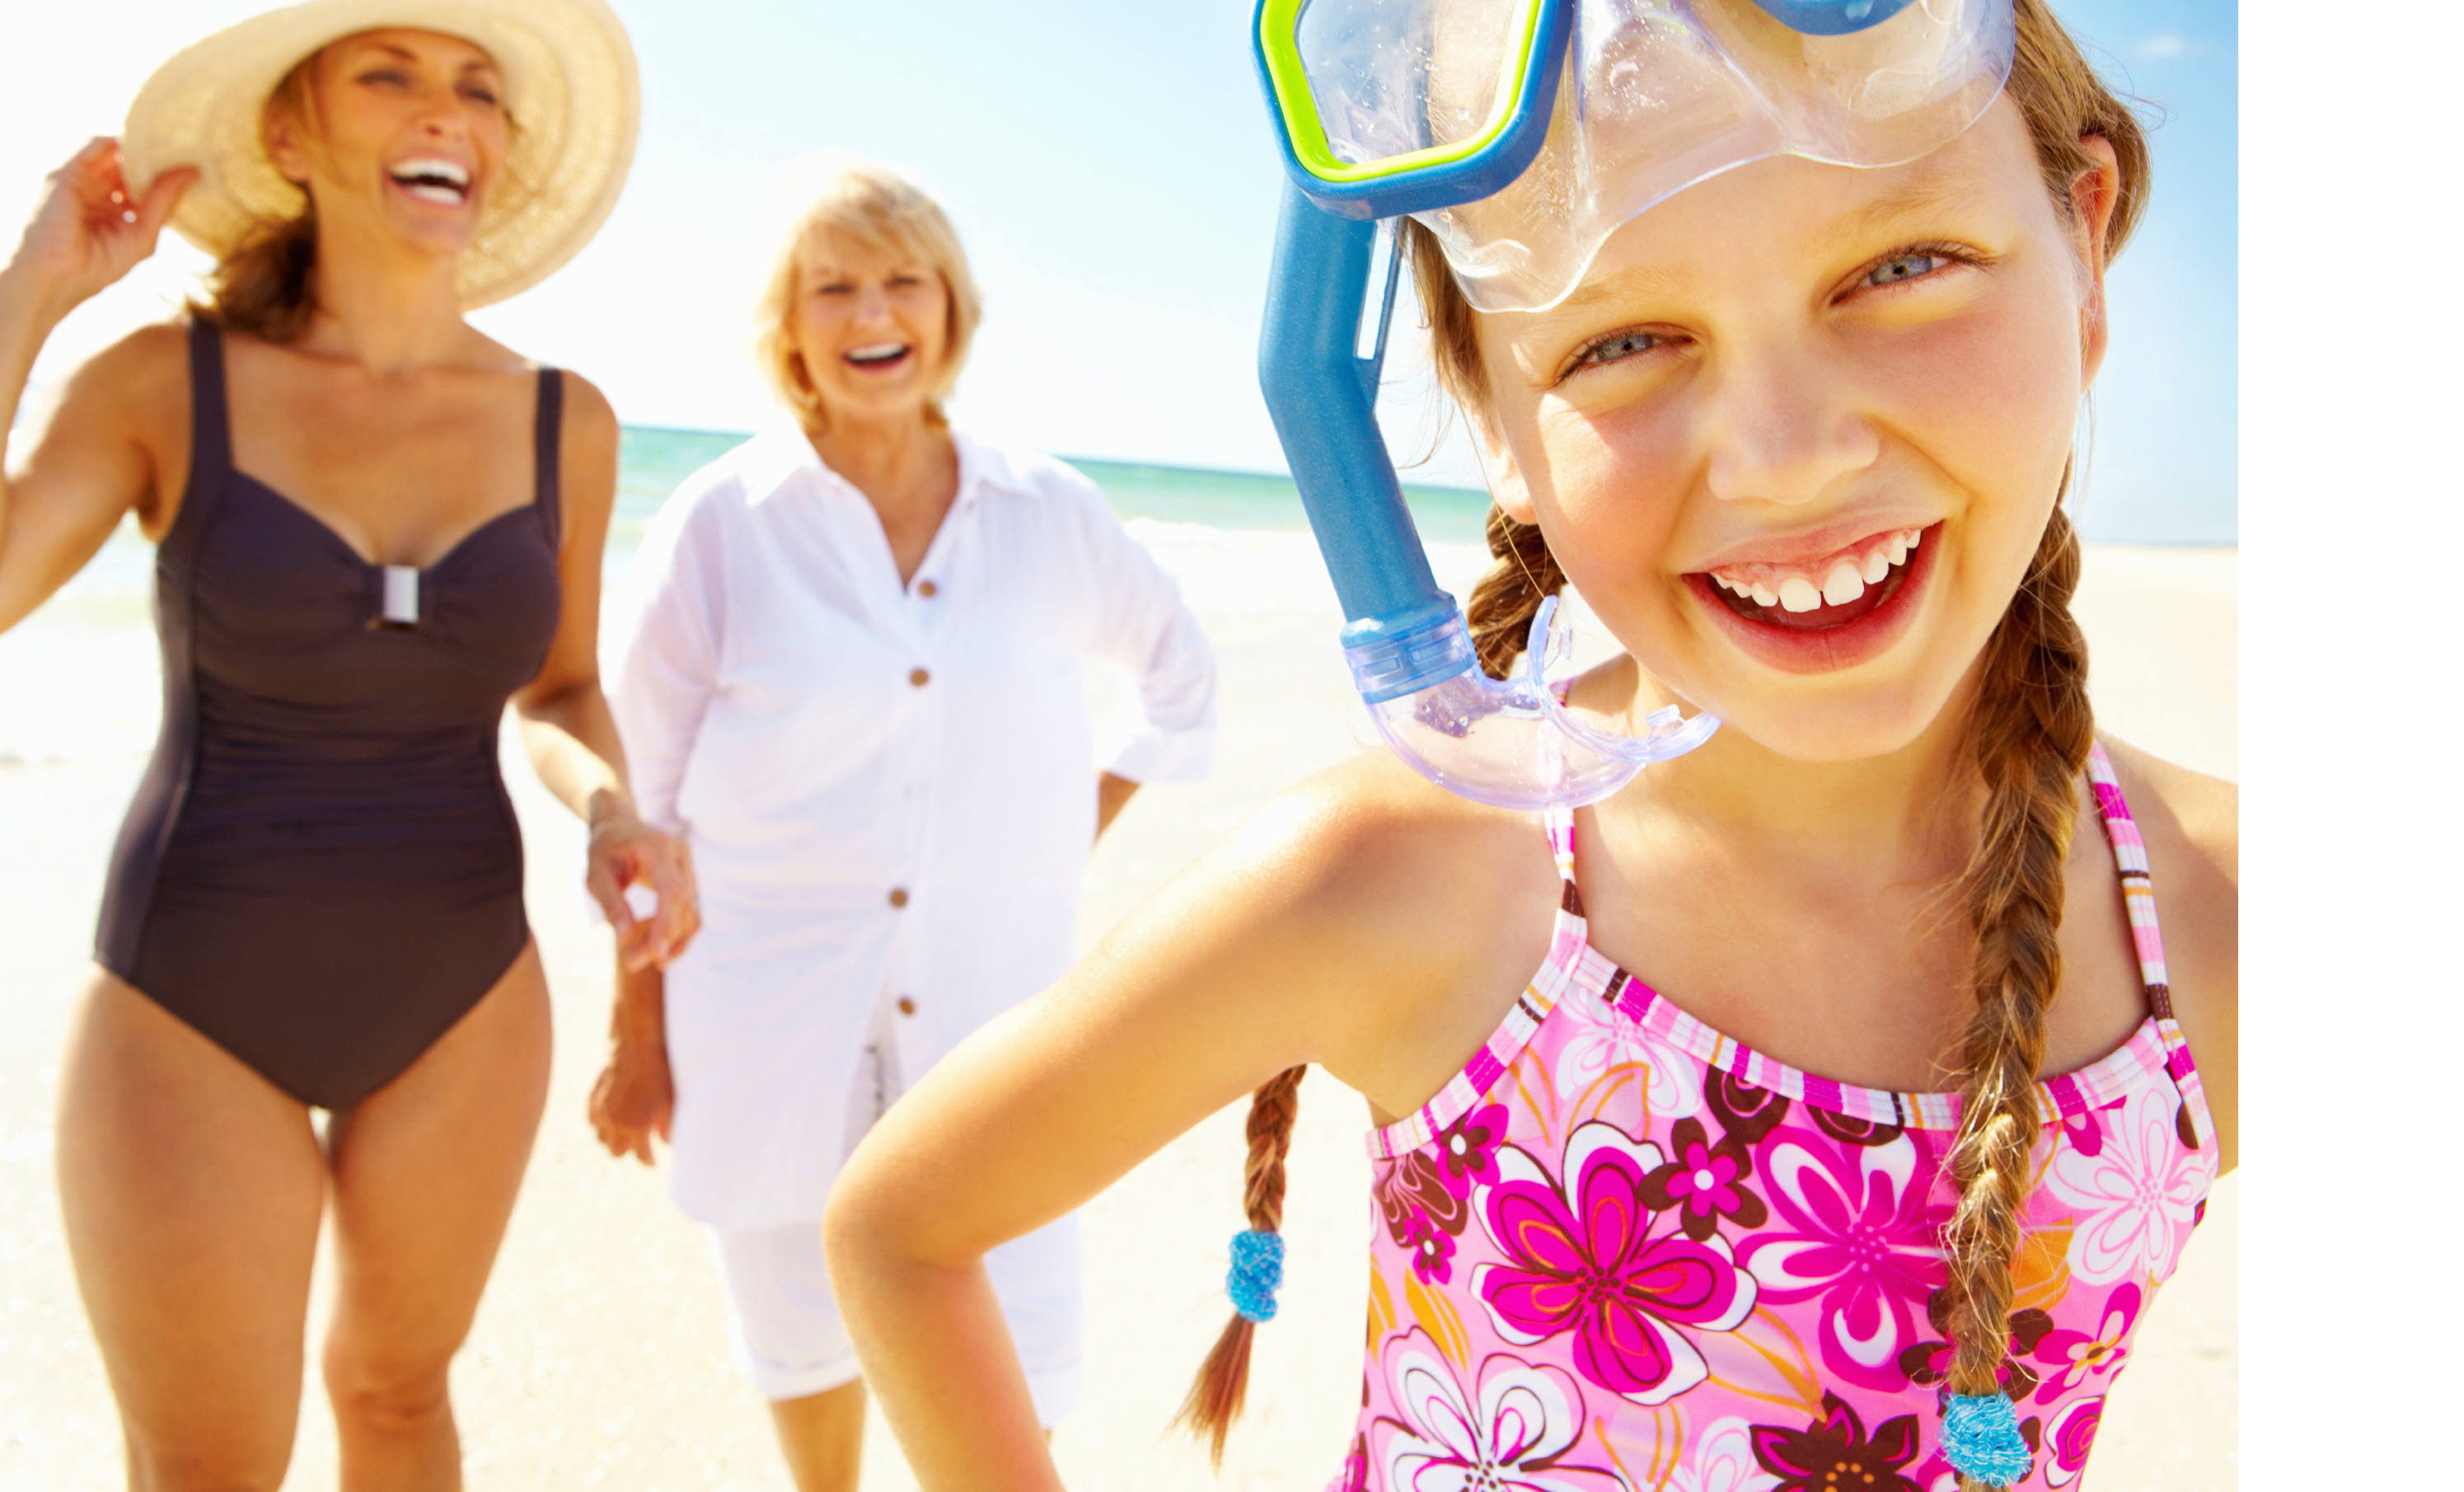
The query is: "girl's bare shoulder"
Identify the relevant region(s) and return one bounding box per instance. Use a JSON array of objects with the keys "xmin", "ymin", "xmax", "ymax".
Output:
[{"xmin": 1195, "ymin": 749, "xmax": 1562, "ymax": 1105}]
